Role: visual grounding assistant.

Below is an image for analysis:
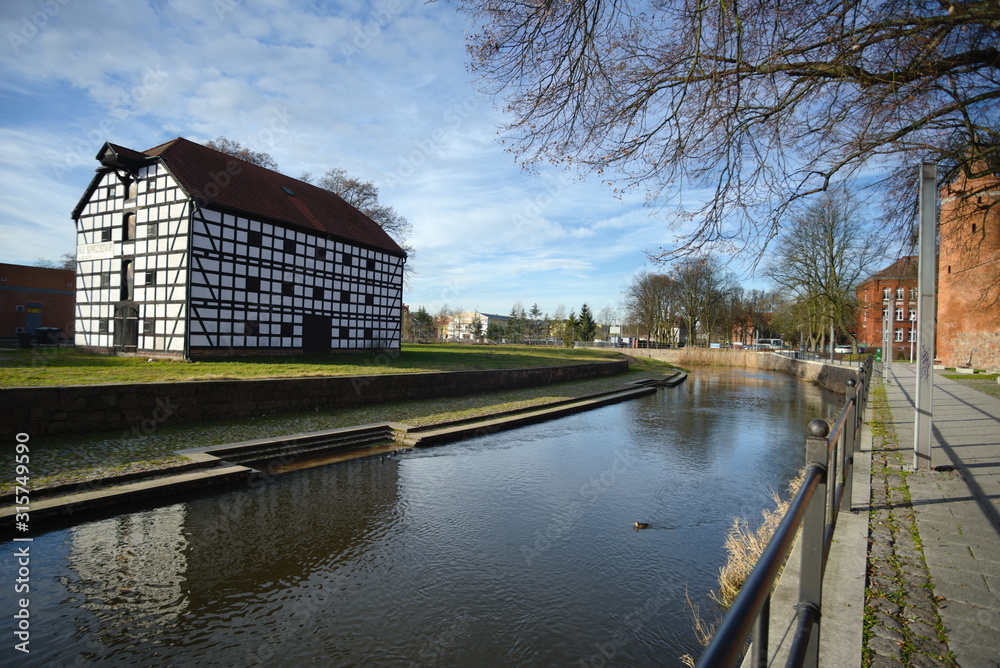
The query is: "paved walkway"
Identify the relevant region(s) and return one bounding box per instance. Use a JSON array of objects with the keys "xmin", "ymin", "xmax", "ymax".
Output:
[{"xmin": 868, "ymin": 364, "xmax": 1000, "ymax": 667}]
